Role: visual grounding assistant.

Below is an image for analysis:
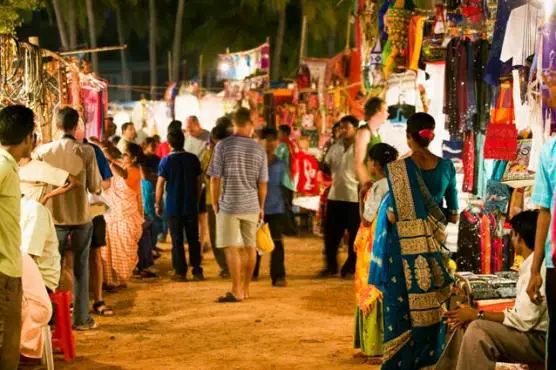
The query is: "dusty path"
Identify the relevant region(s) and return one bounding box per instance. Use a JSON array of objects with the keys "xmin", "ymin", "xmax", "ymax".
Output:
[{"xmin": 56, "ymin": 235, "xmax": 379, "ymax": 370}]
